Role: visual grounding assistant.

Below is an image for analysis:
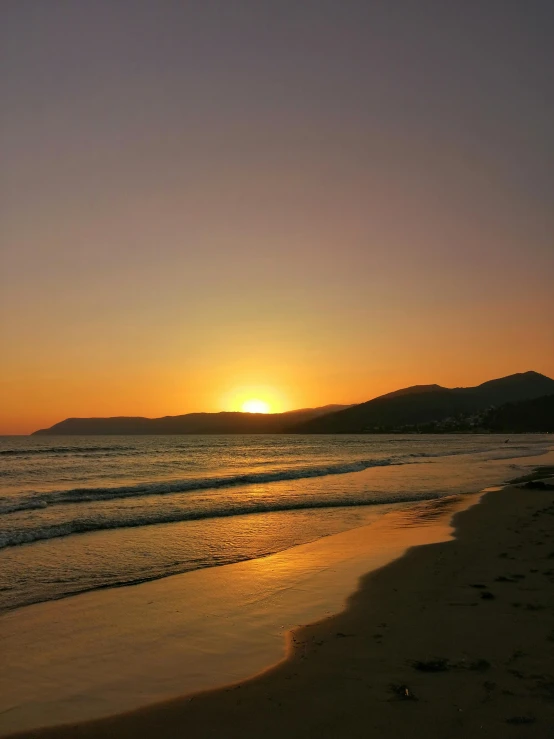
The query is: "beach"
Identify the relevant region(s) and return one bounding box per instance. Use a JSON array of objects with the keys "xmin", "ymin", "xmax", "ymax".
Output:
[
  {"xmin": 5, "ymin": 471, "xmax": 554, "ymax": 738},
  {"xmin": 4, "ymin": 2, "xmax": 554, "ymax": 736}
]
